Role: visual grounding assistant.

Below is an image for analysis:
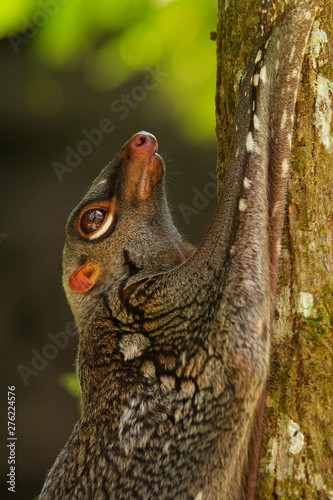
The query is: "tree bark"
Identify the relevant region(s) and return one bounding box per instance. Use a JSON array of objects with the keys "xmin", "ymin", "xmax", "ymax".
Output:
[{"xmin": 216, "ymin": 1, "xmax": 333, "ymax": 498}]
